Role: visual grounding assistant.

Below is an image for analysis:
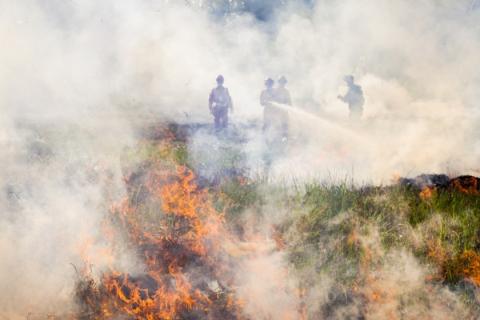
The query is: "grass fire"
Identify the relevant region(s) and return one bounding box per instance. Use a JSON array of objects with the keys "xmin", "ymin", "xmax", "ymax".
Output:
[
  {"xmin": 64, "ymin": 124, "xmax": 480, "ymax": 319},
  {"xmin": 2, "ymin": 1, "xmax": 480, "ymax": 320}
]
